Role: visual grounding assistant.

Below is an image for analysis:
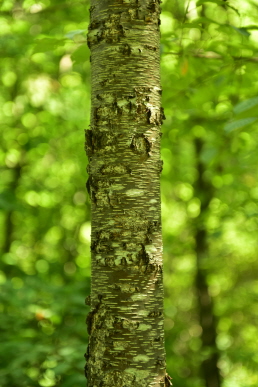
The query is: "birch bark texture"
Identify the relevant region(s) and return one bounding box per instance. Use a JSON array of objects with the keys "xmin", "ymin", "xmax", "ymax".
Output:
[{"xmin": 85, "ymin": 1, "xmax": 168, "ymax": 386}]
